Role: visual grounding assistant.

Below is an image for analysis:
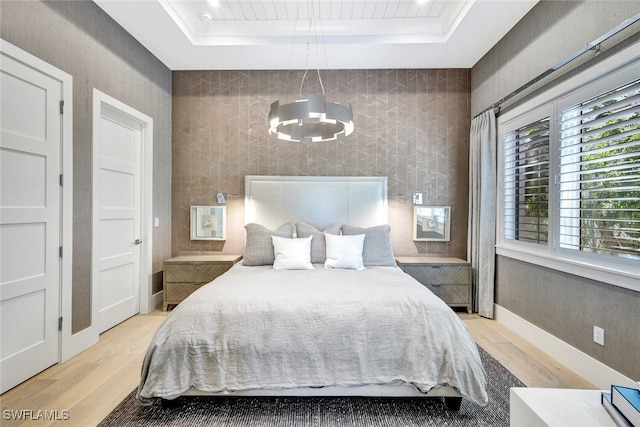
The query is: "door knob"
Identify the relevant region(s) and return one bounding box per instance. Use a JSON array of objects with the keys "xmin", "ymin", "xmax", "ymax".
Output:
[{"xmin": 134, "ymin": 239, "xmax": 142, "ymax": 245}]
